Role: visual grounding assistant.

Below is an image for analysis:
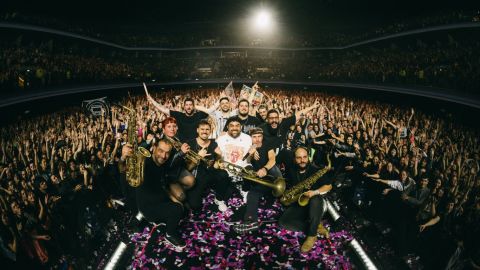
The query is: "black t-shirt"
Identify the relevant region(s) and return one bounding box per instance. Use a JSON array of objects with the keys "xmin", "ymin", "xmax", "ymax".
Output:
[
  {"xmin": 136, "ymin": 158, "xmax": 170, "ymax": 213},
  {"xmin": 251, "ymin": 140, "xmax": 274, "ymax": 171},
  {"xmin": 171, "ymin": 110, "xmax": 209, "ymax": 142},
  {"xmin": 285, "ymin": 162, "xmax": 333, "ymax": 190},
  {"xmin": 259, "ymin": 115, "xmax": 296, "ymax": 151},
  {"xmin": 187, "ymin": 138, "xmax": 218, "ymax": 175}
]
